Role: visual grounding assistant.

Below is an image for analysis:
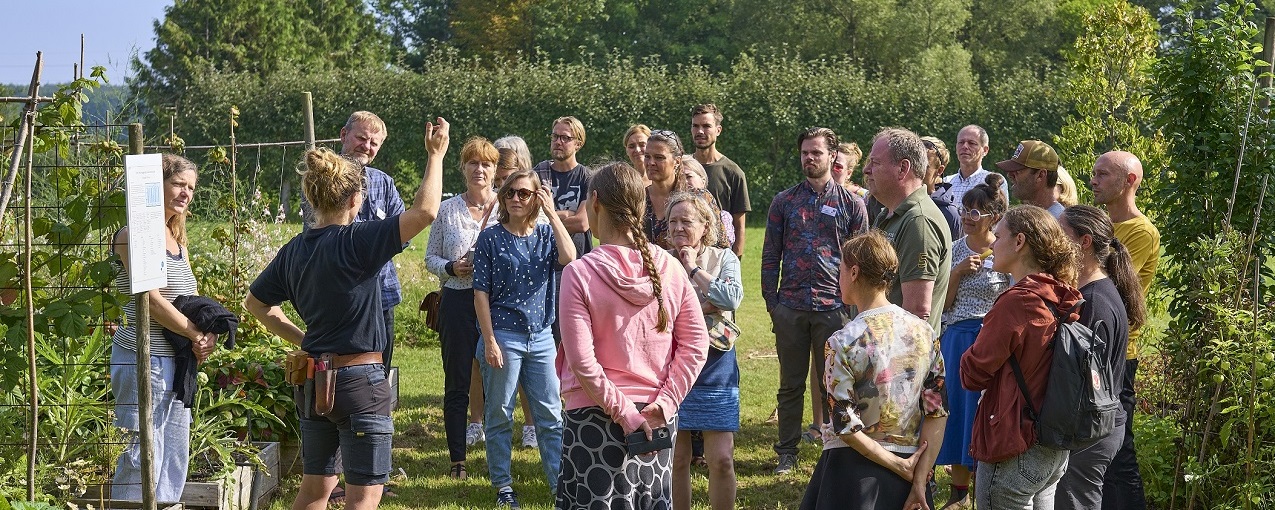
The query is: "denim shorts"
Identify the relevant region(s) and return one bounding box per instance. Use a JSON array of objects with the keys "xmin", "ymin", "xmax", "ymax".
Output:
[{"xmin": 298, "ymin": 363, "xmax": 394, "ymax": 486}]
